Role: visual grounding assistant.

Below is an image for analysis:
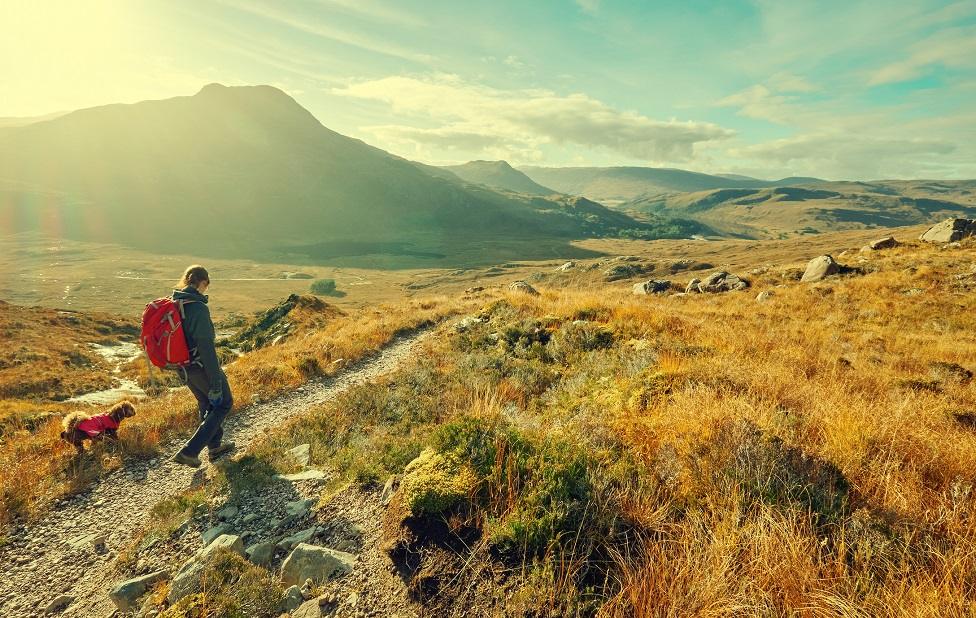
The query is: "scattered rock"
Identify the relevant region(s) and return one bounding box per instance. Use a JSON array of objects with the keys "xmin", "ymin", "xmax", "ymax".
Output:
[
  {"xmin": 44, "ymin": 594, "xmax": 73, "ymax": 614},
  {"xmin": 109, "ymin": 570, "xmax": 169, "ymax": 612},
  {"xmin": 689, "ymin": 271, "xmax": 750, "ymax": 293},
  {"xmin": 633, "ymin": 280, "xmax": 671, "ymax": 295},
  {"xmin": 276, "ymin": 469, "xmax": 327, "ymax": 482},
  {"xmin": 556, "ymin": 261, "xmax": 576, "ymax": 272},
  {"xmin": 801, "ymin": 255, "xmax": 841, "ymax": 283},
  {"xmin": 201, "ymin": 523, "xmax": 234, "ymax": 546},
  {"xmin": 217, "ymin": 505, "xmax": 239, "ymax": 521},
  {"xmin": 285, "ymin": 498, "xmax": 317, "ymax": 518},
  {"xmin": 242, "ymin": 513, "xmax": 260, "ymax": 525},
  {"xmin": 281, "ymin": 585, "xmax": 305, "ymax": 612},
  {"xmin": 279, "ymin": 527, "xmax": 318, "ymax": 551},
  {"xmin": 454, "ymin": 316, "xmax": 483, "ymax": 333},
  {"xmin": 509, "ymin": 280, "xmax": 539, "ymax": 295},
  {"xmin": 865, "ymin": 236, "xmax": 898, "ymax": 251},
  {"xmin": 292, "ymin": 599, "xmax": 323, "ymax": 618},
  {"xmin": 920, "ymin": 218, "xmax": 976, "ymax": 243},
  {"xmin": 288, "ymin": 443, "xmax": 312, "ymax": 467},
  {"xmin": 246, "ymin": 541, "xmax": 276, "ymax": 566},
  {"xmin": 755, "ymin": 291, "xmax": 774, "ymax": 303},
  {"xmin": 169, "ymin": 534, "xmax": 244, "ymax": 604},
  {"xmin": 280, "ymin": 543, "xmax": 356, "ymax": 586}
]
